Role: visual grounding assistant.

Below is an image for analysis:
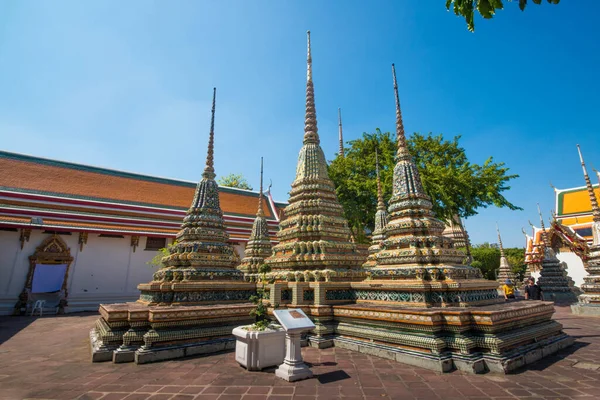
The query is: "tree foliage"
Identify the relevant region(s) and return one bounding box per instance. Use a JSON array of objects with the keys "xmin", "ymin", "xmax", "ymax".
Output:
[
  {"xmin": 248, "ymin": 264, "xmax": 272, "ymax": 331},
  {"xmin": 327, "ymin": 130, "xmax": 521, "ymax": 241},
  {"xmin": 217, "ymin": 173, "xmax": 253, "ymax": 190},
  {"xmin": 446, "ymin": 0, "xmax": 560, "ymax": 32}
]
